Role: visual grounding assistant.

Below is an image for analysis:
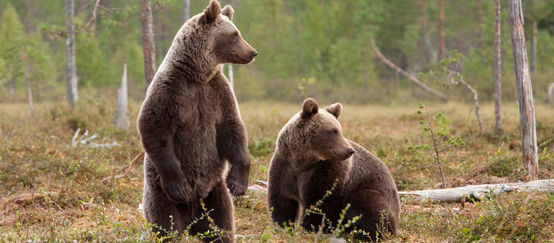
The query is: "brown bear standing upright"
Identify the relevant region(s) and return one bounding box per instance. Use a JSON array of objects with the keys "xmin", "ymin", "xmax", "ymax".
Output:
[
  {"xmin": 137, "ymin": 1, "xmax": 256, "ymax": 241},
  {"xmin": 268, "ymin": 98, "xmax": 400, "ymax": 241}
]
